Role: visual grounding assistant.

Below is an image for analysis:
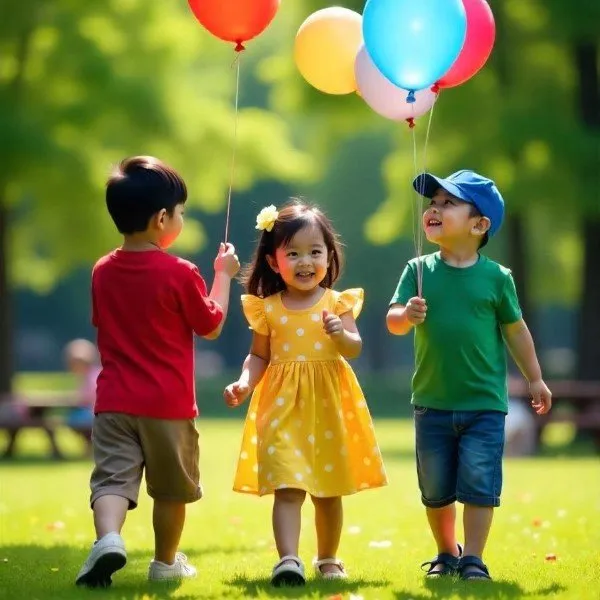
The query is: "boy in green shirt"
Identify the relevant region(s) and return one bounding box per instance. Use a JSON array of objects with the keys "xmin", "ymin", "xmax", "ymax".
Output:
[{"xmin": 387, "ymin": 170, "xmax": 552, "ymax": 580}]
